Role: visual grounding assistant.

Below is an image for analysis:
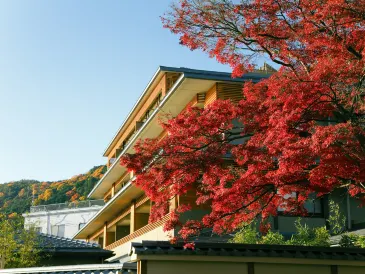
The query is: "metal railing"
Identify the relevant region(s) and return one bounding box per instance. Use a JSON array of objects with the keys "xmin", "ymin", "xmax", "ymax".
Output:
[{"xmin": 30, "ymin": 199, "xmax": 105, "ymax": 213}]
